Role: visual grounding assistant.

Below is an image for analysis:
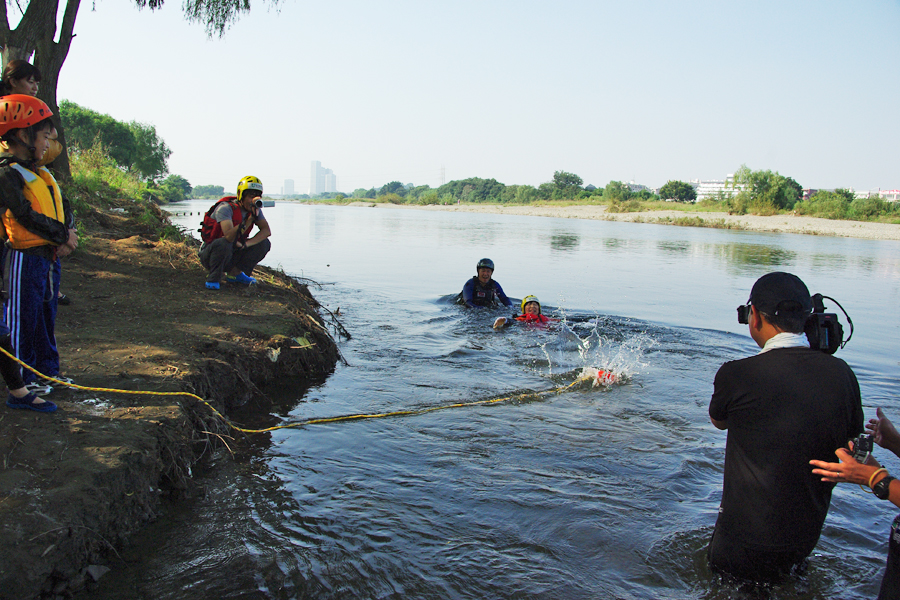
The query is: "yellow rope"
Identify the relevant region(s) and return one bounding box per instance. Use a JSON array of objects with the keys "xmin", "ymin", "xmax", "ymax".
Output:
[
  {"xmin": 246, "ymin": 378, "xmax": 585, "ymax": 433},
  {"xmin": 0, "ymin": 344, "xmax": 591, "ymax": 434}
]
